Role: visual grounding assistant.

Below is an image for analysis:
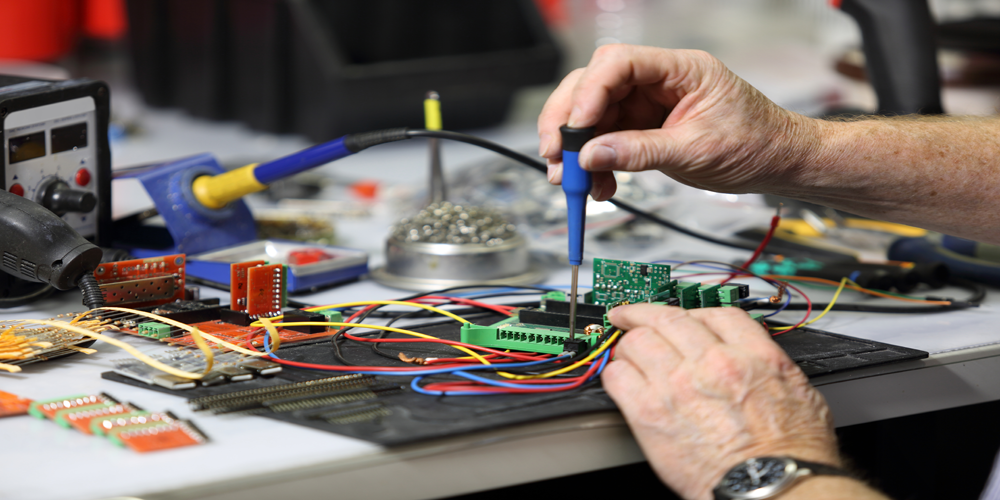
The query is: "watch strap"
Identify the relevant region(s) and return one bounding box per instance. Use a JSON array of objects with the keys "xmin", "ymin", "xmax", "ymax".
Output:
[{"xmin": 793, "ymin": 459, "xmax": 852, "ymax": 479}]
